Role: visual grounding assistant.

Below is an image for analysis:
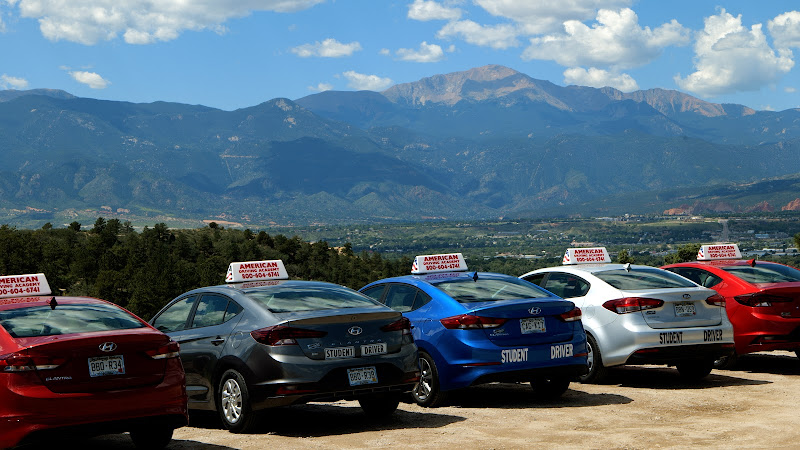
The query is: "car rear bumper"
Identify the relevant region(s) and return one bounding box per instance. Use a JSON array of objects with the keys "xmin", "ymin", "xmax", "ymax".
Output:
[{"xmin": 626, "ymin": 343, "xmax": 735, "ymax": 365}]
